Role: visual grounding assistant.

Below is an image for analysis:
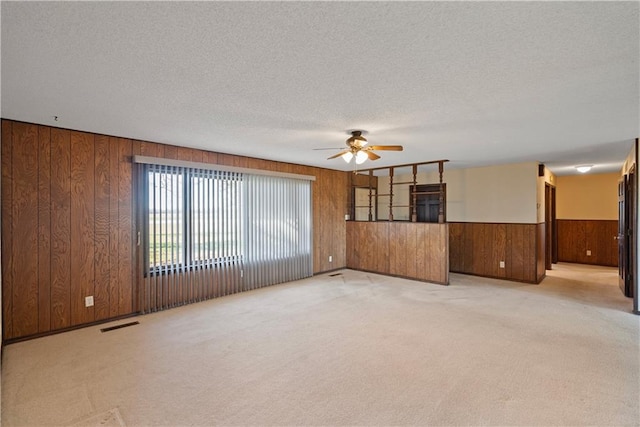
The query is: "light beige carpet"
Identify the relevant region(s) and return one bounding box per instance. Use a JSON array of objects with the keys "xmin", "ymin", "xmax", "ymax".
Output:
[
  {"xmin": 70, "ymin": 408, "xmax": 125, "ymax": 427},
  {"xmin": 1, "ymin": 263, "xmax": 638, "ymax": 426}
]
